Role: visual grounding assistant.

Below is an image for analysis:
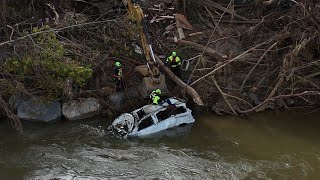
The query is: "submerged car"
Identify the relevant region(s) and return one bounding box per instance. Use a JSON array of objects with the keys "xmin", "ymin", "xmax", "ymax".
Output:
[{"xmin": 108, "ymin": 97, "xmax": 195, "ymax": 138}]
